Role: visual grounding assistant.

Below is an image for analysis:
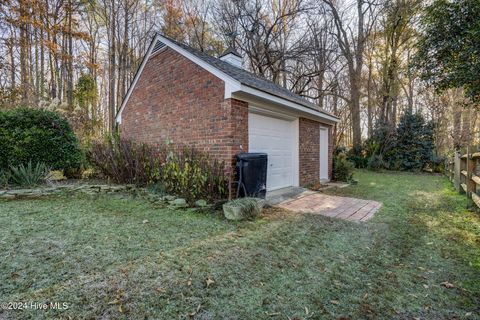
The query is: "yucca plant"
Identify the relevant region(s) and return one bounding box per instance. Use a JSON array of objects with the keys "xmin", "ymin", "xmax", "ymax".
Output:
[{"xmin": 9, "ymin": 161, "xmax": 51, "ymax": 187}]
